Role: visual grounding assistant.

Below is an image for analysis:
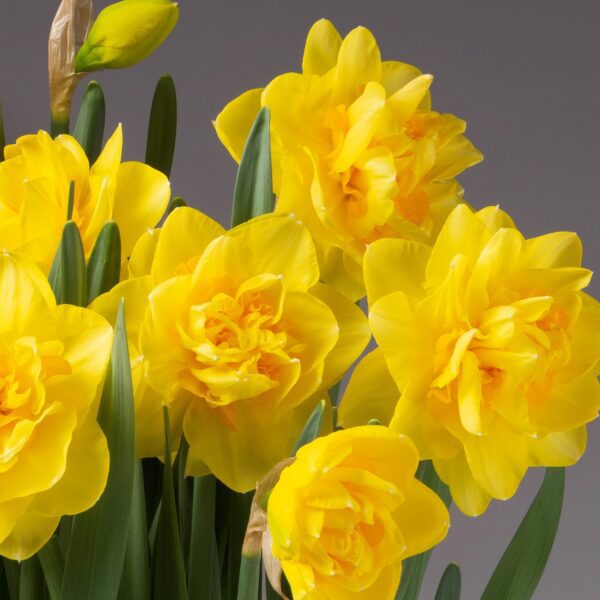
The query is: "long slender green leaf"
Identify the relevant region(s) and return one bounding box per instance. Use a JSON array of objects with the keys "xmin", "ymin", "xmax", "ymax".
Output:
[
  {"xmin": 216, "ymin": 484, "xmax": 253, "ymax": 600},
  {"xmin": 435, "ymin": 563, "xmax": 461, "ymax": 600},
  {"xmin": 18, "ymin": 557, "xmax": 44, "ymax": 600},
  {"xmin": 293, "ymin": 399, "xmax": 326, "ymax": 454},
  {"xmin": 188, "ymin": 476, "xmax": 221, "ymax": 600},
  {"xmin": 236, "ymin": 554, "xmax": 261, "ymax": 600},
  {"xmin": 87, "ymin": 221, "xmax": 121, "ymax": 303},
  {"xmin": 0, "ymin": 100, "xmax": 5, "ymax": 161},
  {"xmin": 481, "ymin": 467, "xmax": 564, "ymax": 600},
  {"xmin": 38, "ymin": 536, "xmax": 64, "ymax": 600},
  {"xmin": 143, "ymin": 458, "xmax": 164, "ymax": 532},
  {"xmin": 73, "ymin": 81, "xmax": 106, "ymax": 165},
  {"xmin": 151, "ymin": 408, "xmax": 188, "ymax": 600},
  {"xmin": 175, "ymin": 439, "xmax": 192, "ymax": 569},
  {"xmin": 231, "ymin": 107, "xmax": 274, "ymax": 227},
  {"xmin": 62, "ymin": 301, "xmax": 135, "ymax": 600},
  {"xmin": 145, "ymin": 75, "xmax": 177, "ymax": 177},
  {"xmin": 118, "ymin": 461, "xmax": 151, "ymax": 600},
  {"xmin": 60, "ymin": 220, "xmax": 87, "ymax": 307},
  {"xmin": 2, "ymin": 559, "xmax": 19, "ymax": 599},
  {"xmin": 396, "ymin": 460, "xmax": 451, "ymax": 600}
]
